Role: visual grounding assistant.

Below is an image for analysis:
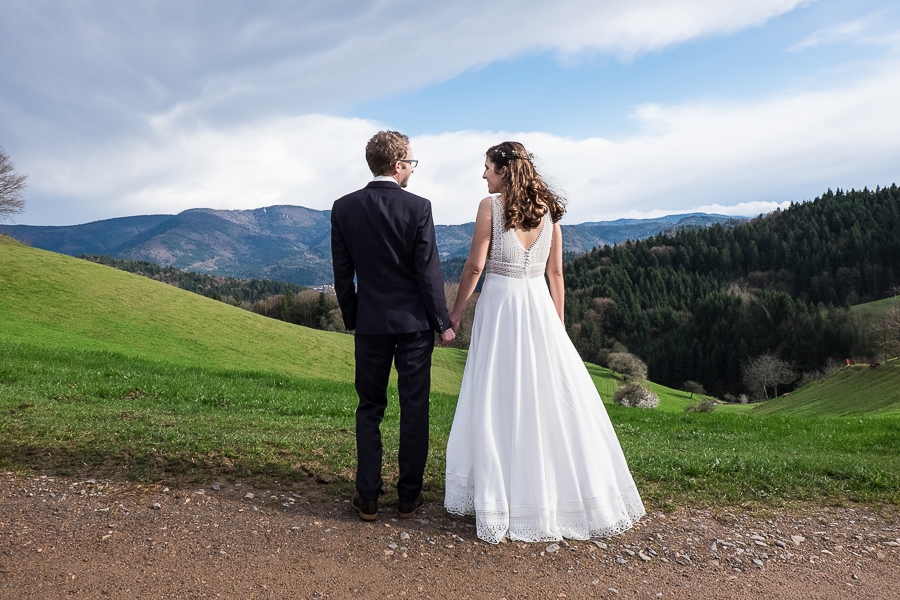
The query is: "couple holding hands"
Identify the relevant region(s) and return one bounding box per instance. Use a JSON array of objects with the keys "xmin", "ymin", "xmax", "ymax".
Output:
[{"xmin": 331, "ymin": 131, "xmax": 644, "ymax": 544}]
